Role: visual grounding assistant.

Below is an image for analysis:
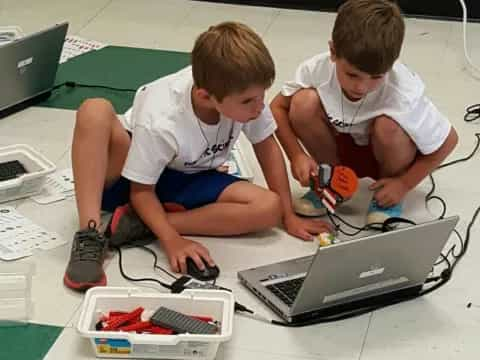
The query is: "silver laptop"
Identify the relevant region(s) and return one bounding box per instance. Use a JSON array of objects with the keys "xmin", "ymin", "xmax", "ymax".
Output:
[
  {"xmin": 0, "ymin": 22, "xmax": 68, "ymax": 117},
  {"xmin": 238, "ymin": 216, "xmax": 459, "ymax": 323}
]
